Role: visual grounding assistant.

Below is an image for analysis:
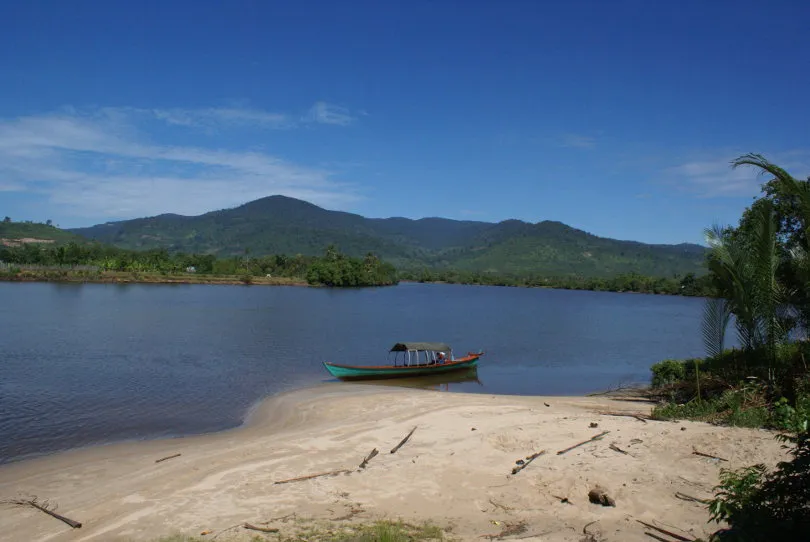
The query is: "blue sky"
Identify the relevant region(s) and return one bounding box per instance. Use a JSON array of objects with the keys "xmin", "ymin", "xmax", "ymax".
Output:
[{"xmin": 1, "ymin": 0, "xmax": 808, "ymax": 244}]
